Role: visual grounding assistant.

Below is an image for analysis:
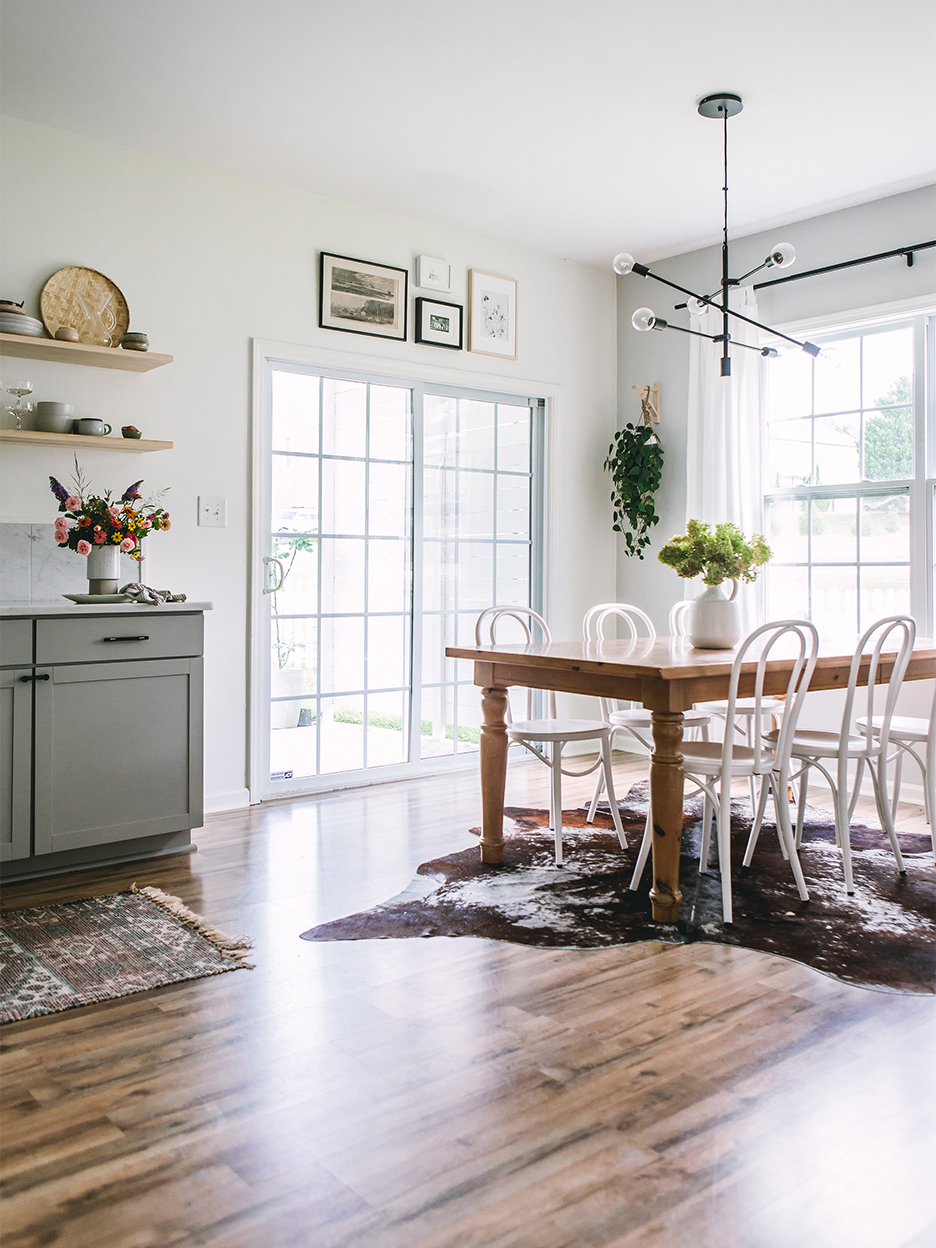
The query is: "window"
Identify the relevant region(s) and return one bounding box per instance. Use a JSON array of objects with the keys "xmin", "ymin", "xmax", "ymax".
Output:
[
  {"xmin": 258, "ymin": 364, "xmax": 544, "ymax": 797},
  {"xmin": 763, "ymin": 315, "xmax": 934, "ymax": 637}
]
